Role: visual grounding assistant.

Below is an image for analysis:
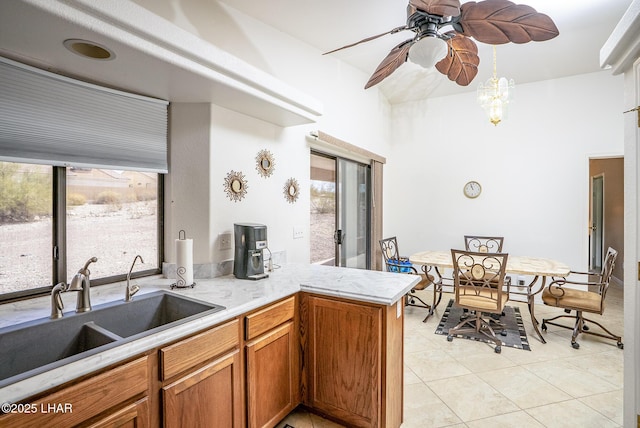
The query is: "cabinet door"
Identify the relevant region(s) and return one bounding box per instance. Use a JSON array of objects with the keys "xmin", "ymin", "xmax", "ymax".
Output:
[
  {"xmin": 163, "ymin": 350, "xmax": 242, "ymax": 428},
  {"xmin": 83, "ymin": 397, "xmax": 149, "ymax": 428},
  {"xmin": 307, "ymin": 296, "xmax": 382, "ymax": 427},
  {"xmin": 246, "ymin": 321, "xmax": 298, "ymax": 428}
]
